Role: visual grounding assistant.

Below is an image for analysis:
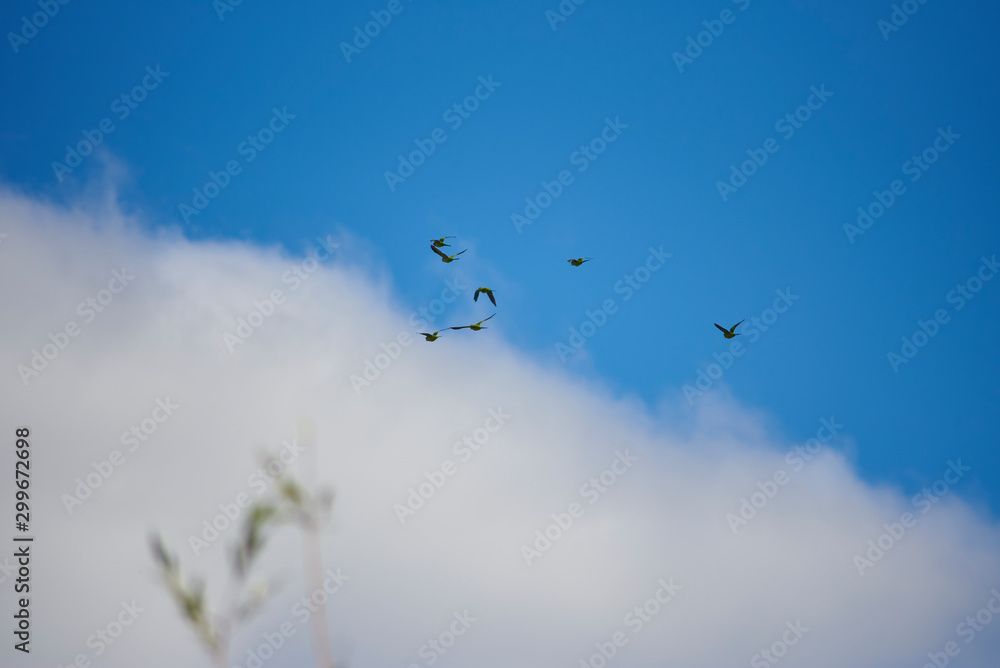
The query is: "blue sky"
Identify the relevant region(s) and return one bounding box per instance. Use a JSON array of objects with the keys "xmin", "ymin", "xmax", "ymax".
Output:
[
  {"xmin": 3, "ymin": 0, "xmax": 999, "ymax": 521},
  {"xmin": 7, "ymin": 4, "xmax": 1000, "ymax": 665}
]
